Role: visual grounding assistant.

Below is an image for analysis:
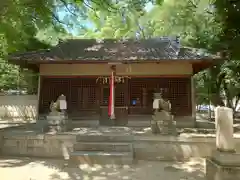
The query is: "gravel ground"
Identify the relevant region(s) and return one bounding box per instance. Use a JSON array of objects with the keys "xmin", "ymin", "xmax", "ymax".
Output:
[{"xmin": 0, "ymin": 157, "xmax": 206, "ymax": 180}]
